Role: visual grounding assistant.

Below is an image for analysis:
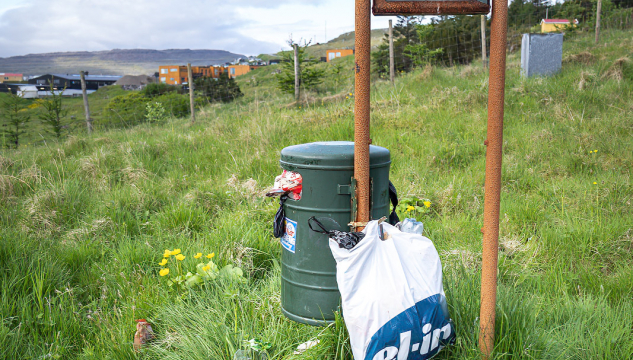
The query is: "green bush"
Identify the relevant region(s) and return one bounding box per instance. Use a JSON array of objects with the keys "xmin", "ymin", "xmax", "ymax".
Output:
[
  {"xmin": 102, "ymin": 91, "xmax": 190, "ymax": 128},
  {"xmin": 102, "ymin": 92, "xmax": 150, "ymax": 128},
  {"xmin": 142, "ymin": 83, "xmax": 178, "ymax": 98},
  {"xmin": 155, "ymin": 92, "xmax": 190, "ymax": 118}
]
